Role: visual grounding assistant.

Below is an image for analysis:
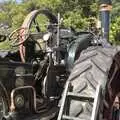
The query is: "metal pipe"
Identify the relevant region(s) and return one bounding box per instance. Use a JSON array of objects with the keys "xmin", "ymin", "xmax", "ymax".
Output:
[
  {"xmin": 10, "ymin": 86, "xmax": 36, "ymax": 112},
  {"xmin": 99, "ymin": 0, "xmax": 112, "ymax": 41}
]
